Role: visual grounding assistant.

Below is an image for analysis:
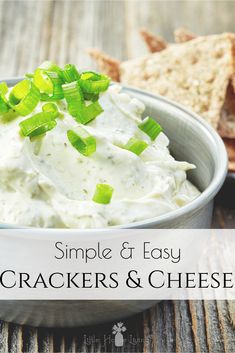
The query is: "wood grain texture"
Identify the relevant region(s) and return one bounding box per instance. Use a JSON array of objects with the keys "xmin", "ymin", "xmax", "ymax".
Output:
[{"xmin": 0, "ymin": 0, "xmax": 235, "ymax": 352}]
